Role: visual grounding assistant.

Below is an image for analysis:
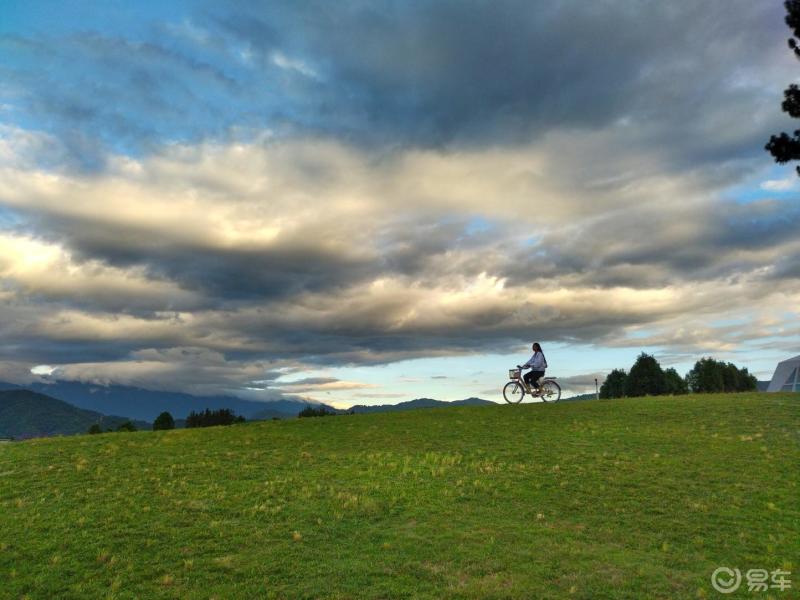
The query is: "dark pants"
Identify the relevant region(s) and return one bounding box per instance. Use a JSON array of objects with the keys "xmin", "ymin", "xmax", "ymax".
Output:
[{"xmin": 524, "ymin": 370, "xmax": 545, "ymax": 389}]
